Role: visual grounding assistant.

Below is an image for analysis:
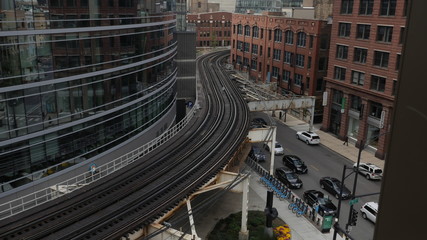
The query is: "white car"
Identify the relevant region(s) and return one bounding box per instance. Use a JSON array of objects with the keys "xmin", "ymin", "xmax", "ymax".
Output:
[
  {"xmin": 264, "ymin": 141, "xmax": 284, "ymax": 155},
  {"xmin": 360, "ymin": 202, "xmax": 378, "ymax": 223},
  {"xmin": 353, "ymin": 162, "xmax": 383, "ymax": 180},
  {"xmin": 296, "ymin": 131, "xmax": 320, "ymax": 145}
]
